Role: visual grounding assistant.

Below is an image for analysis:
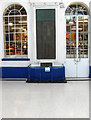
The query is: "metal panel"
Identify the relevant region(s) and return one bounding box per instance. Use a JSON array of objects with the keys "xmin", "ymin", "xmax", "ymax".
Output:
[{"xmin": 36, "ymin": 9, "xmax": 56, "ymax": 59}]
